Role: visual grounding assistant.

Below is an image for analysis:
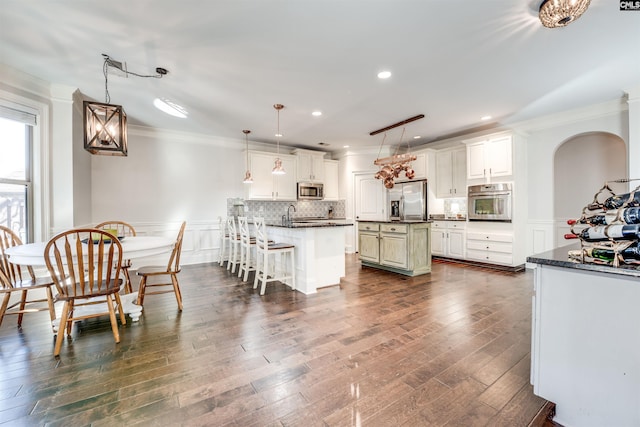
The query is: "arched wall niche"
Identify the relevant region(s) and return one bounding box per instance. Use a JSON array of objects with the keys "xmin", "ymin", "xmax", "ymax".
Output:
[{"xmin": 553, "ymin": 131, "xmax": 627, "ymax": 246}]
